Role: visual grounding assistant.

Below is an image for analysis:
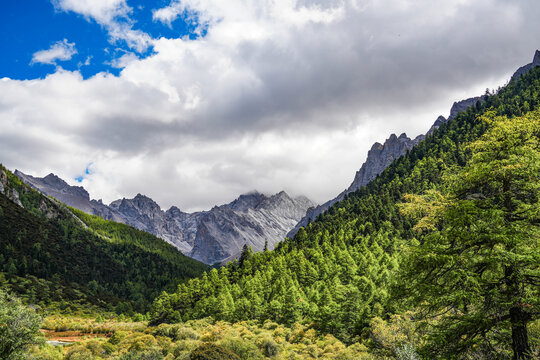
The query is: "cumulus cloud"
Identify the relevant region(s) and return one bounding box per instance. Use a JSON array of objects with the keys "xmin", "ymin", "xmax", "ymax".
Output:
[
  {"xmin": 52, "ymin": 0, "xmax": 152, "ymax": 52},
  {"xmin": 2, "ymin": 0, "xmax": 540, "ymax": 211},
  {"xmin": 31, "ymin": 39, "xmax": 77, "ymax": 65}
]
